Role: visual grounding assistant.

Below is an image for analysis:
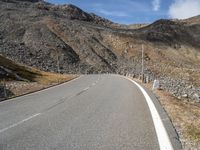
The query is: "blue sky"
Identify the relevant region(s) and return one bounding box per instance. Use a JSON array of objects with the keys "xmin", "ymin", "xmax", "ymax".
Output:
[{"xmin": 46, "ymin": 0, "xmax": 200, "ymax": 24}]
